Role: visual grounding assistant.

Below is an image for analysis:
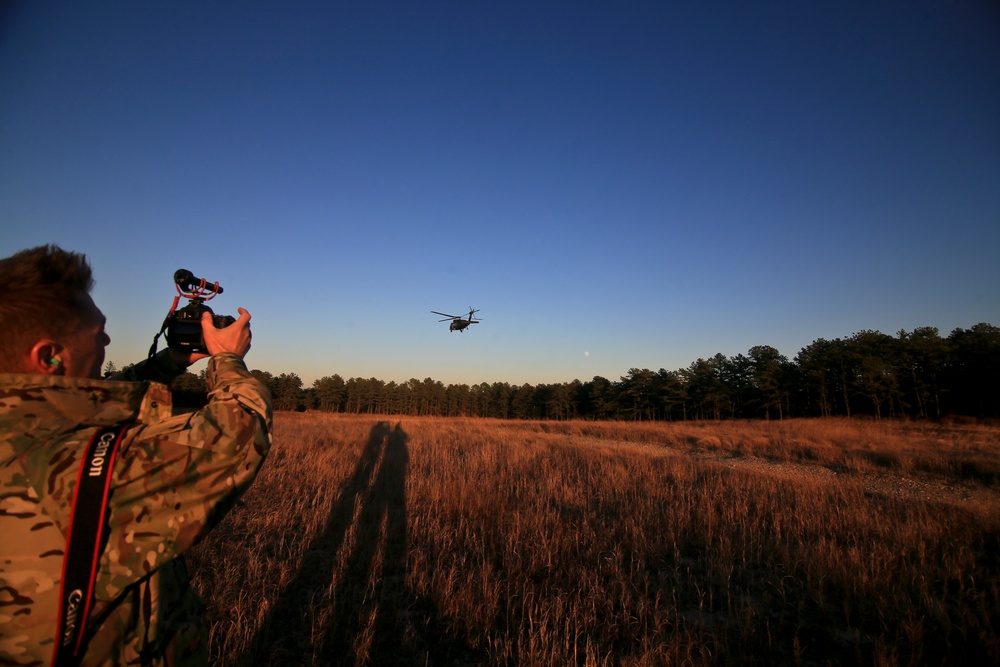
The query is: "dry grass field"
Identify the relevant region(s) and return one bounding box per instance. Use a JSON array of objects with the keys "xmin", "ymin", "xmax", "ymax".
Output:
[{"xmin": 186, "ymin": 414, "xmax": 1000, "ymax": 666}]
